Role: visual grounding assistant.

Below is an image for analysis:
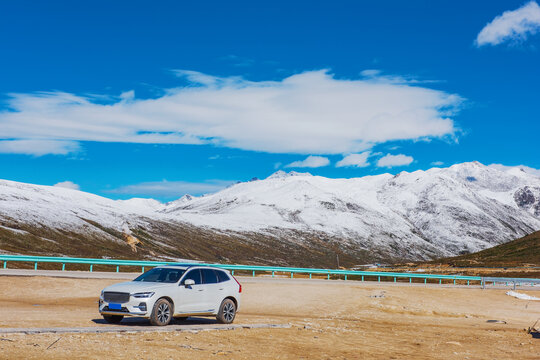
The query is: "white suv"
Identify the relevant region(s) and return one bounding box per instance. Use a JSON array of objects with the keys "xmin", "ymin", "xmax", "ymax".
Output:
[{"xmin": 99, "ymin": 265, "xmax": 242, "ymax": 326}]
